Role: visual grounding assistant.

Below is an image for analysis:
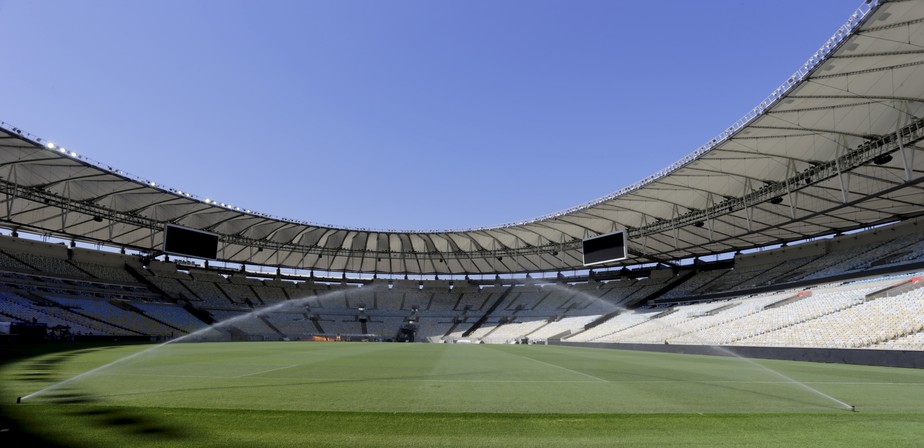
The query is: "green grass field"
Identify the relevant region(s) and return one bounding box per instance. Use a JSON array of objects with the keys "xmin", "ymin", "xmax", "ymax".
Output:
[{"xmin": 2, "ymin": 342, "xmax": 924, "ymax": 447}]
